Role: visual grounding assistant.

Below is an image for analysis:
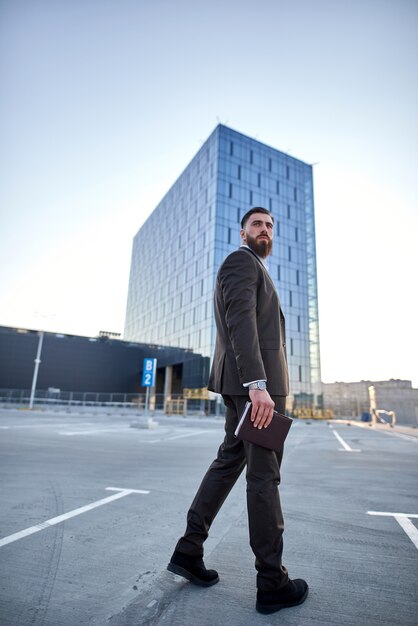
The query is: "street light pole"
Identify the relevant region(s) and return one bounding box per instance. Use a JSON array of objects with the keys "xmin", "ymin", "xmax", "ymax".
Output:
[{"xmin": 29, "ymin": 330, "xmax": 44, "ymax": 409}]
